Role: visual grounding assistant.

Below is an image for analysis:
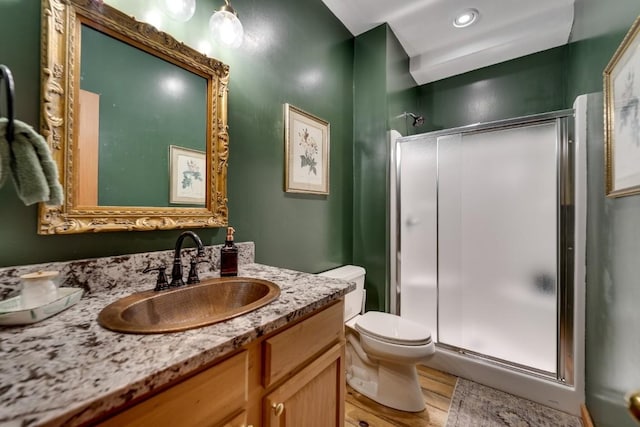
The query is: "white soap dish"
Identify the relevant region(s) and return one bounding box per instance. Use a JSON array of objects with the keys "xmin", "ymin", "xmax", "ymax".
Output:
[{"xmin": 0, "ymin": 287, "xmax": 84, "ymax": 326}]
